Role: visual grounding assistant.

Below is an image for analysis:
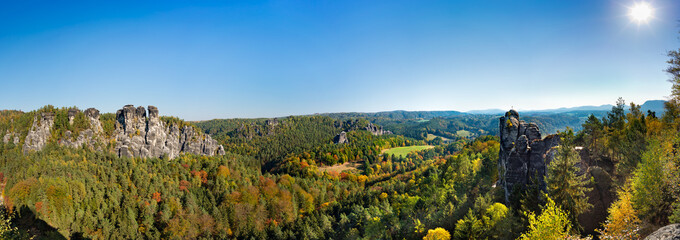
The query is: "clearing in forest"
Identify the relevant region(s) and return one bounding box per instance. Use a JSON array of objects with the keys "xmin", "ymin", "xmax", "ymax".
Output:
[
  {"xmin": 426, "ymin": 134, "xmax": 450, "ymax": 141},
  {"xmin": 381, "ymin": 145, "xmax": 434, "ymax": 158},
  {"xmin": 456, "ymin": 130, "xmax": 473, "ymax": 137},
  {"xmin": 318, "ymin": 161, "xmax": 360, "ymax": 173}
]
